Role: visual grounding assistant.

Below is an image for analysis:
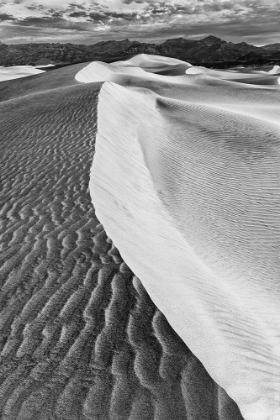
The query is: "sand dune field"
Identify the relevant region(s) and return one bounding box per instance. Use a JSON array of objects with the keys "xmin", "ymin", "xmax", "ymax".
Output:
[{"xmin": 0, "ymin": 56, "xmax": 279, "ymax": 420}]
